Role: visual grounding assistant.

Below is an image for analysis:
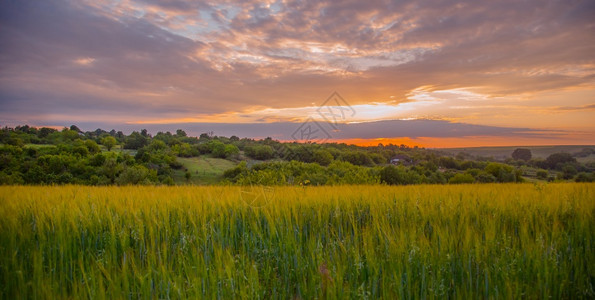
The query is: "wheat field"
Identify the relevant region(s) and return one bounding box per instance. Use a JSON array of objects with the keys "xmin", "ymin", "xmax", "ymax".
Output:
[{"xmin": 0, "ymin": 183, "xmax": 593, "ymax": 299}]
